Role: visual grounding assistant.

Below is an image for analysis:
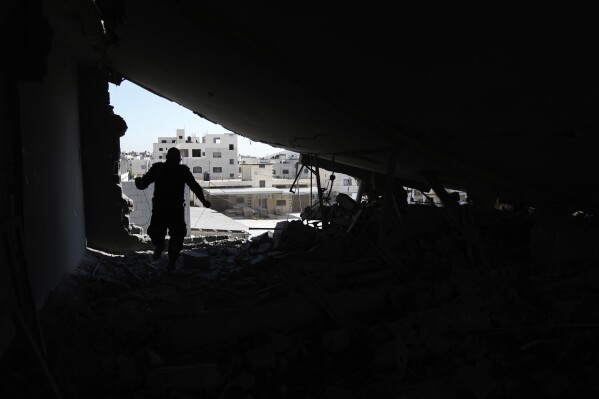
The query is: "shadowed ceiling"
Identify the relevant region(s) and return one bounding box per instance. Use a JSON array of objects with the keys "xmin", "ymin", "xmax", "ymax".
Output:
[{"xmin": 51, "ymin": 1, "xmax": 599, "ymax": 210}]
